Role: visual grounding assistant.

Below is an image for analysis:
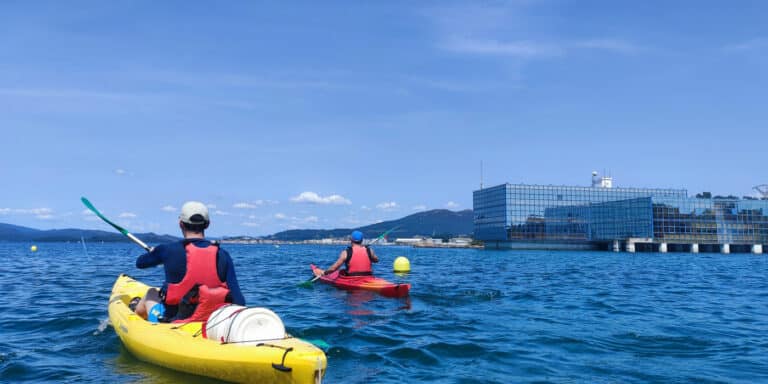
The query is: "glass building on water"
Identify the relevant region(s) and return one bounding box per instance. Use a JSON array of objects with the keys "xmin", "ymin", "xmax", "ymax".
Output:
[{"xmin": 473, "ymin": 179, "xmax": 768, "ymax": 253}]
